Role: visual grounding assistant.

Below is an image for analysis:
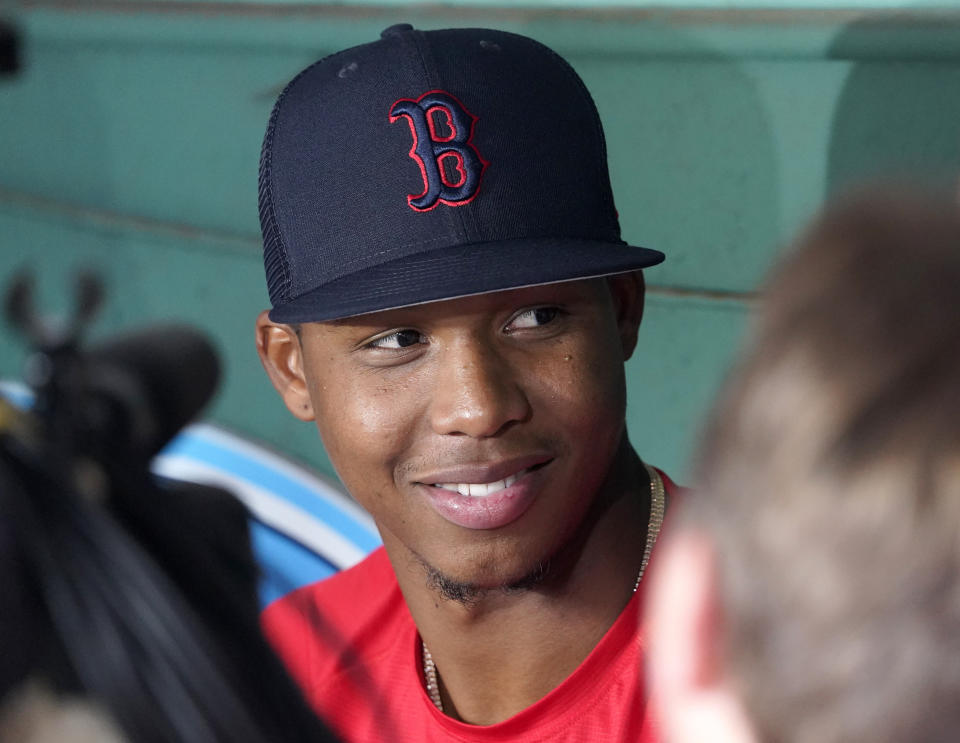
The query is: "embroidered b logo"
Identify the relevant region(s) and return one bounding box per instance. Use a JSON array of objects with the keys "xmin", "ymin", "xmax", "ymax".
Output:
[{"xmin": 389, "ymin": 90, "xmax": 487, "ymax": 212}]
